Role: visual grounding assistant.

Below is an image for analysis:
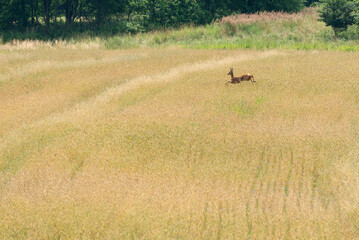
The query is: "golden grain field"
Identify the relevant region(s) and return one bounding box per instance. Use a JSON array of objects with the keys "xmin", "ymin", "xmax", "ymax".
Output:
[{"xmin": 1, "ymin": 45, "xmax": 359, "ymax": 239}]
